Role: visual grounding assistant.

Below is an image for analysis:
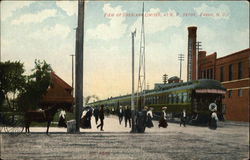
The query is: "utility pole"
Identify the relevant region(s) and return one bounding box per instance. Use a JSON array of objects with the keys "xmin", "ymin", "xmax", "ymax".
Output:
[
  {"xmin": 163, "ymin": 74, "xmax": 168, "ymax": 84},
  {"xmin": 70, "ymin": 54, "xmax": 75, "ymax": 96},
  {"xmin": 178, "ymin": 54, "xmax": 184, "ymax": 81},
  {"xmin": 131, "ymin": 29, "xmax": 136, "ymax": 133},
  {"xmin": 137, "ymin": 2, "xmax": 146, "ymax": 111},
  {"xmin": 75, "ymin": 0, "xmax": 84, "ymax": 133}
]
